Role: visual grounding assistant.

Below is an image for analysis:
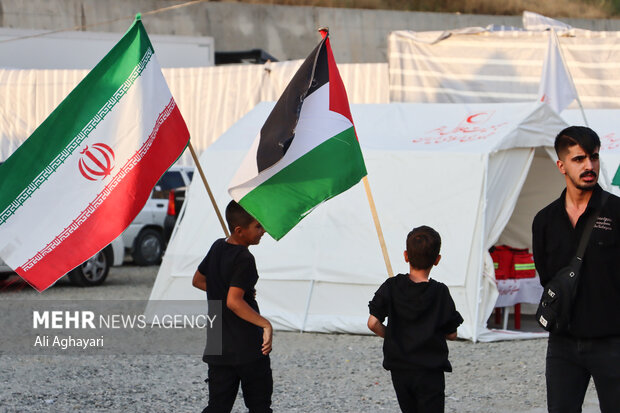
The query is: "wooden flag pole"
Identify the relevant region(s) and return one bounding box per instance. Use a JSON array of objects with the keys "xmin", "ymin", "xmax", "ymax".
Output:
[
  {"xmin": 188, "ymin": 141, "xmax": 230, "ymax": 238},
  {"xmin": 362, "ymin": 176, "xmax": 394, "ymax": 277}
]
